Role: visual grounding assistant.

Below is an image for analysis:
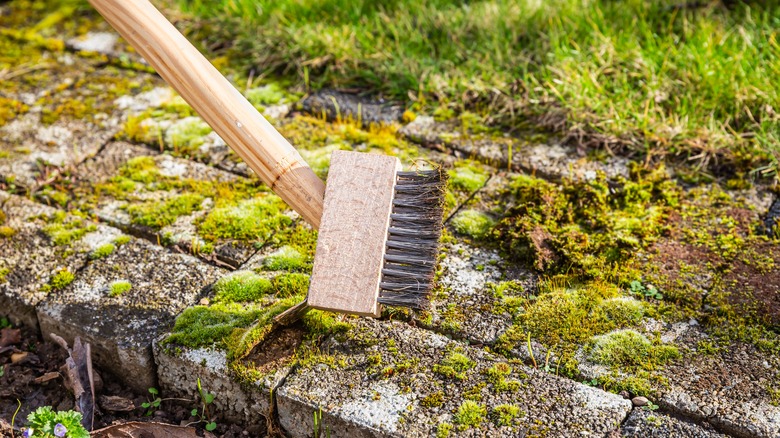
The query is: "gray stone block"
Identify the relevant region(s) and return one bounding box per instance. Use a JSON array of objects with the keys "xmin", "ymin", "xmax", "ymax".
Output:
[
  {"xmin": 37, "ymin": 239, "xmax": 224, "ymax": 391},
  {"xmin": 621, "ymin": 408, "xmax": 727, "ymax": 437},
  {"xmin": 276, "ymin": 319, "xmax": 631, "ymax": 437}
]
